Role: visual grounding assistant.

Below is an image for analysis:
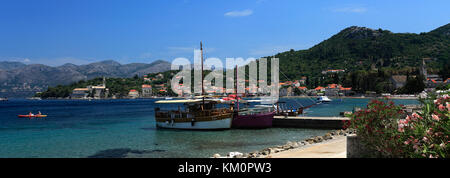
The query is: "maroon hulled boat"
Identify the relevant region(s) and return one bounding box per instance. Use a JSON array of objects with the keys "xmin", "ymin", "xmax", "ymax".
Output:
[{"xmin": 232, "ymin": 106, "xmax": 275, "ymax": 129}]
